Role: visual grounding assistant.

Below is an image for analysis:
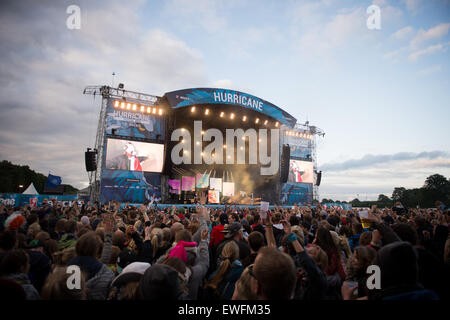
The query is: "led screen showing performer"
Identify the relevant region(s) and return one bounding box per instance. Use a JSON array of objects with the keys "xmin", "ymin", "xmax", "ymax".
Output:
[
  {"xmin": 288, "ymin": 160, "xmax": 314, "ymax": 183},
  {"xmin": 105, "ymin": 138, "xmax": 164, "ymax": 173}
]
